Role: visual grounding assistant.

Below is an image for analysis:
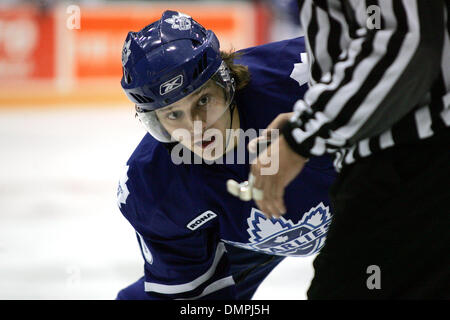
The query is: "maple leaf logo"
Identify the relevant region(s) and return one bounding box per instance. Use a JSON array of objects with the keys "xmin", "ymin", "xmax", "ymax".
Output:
[
  {"xmin": 290, "ymin": 52, "xmax": 309, "ymax": 87},
  {"xmin": 164, "ymin": 13, "xmax": 192, "ymax": 31},
  {"xmin": 122, "ymin": 39, "xmax": 131, "ymax": 67},
  {"xmin": 117, "ymin": 165, "xmax": 130, "ymax": 209}
]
